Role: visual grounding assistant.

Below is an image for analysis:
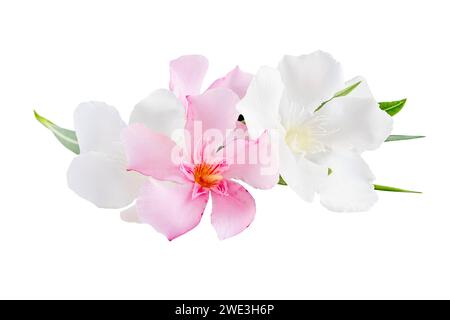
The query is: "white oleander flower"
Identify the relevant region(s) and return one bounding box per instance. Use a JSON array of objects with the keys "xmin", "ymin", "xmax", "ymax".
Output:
[
  {"xmin": 67, "ymin": 89, "xmax": 185, "ymax": 209},
  {"xmin": 237, "ymin": 51, "xmax": 393, "ymax": 211}
]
